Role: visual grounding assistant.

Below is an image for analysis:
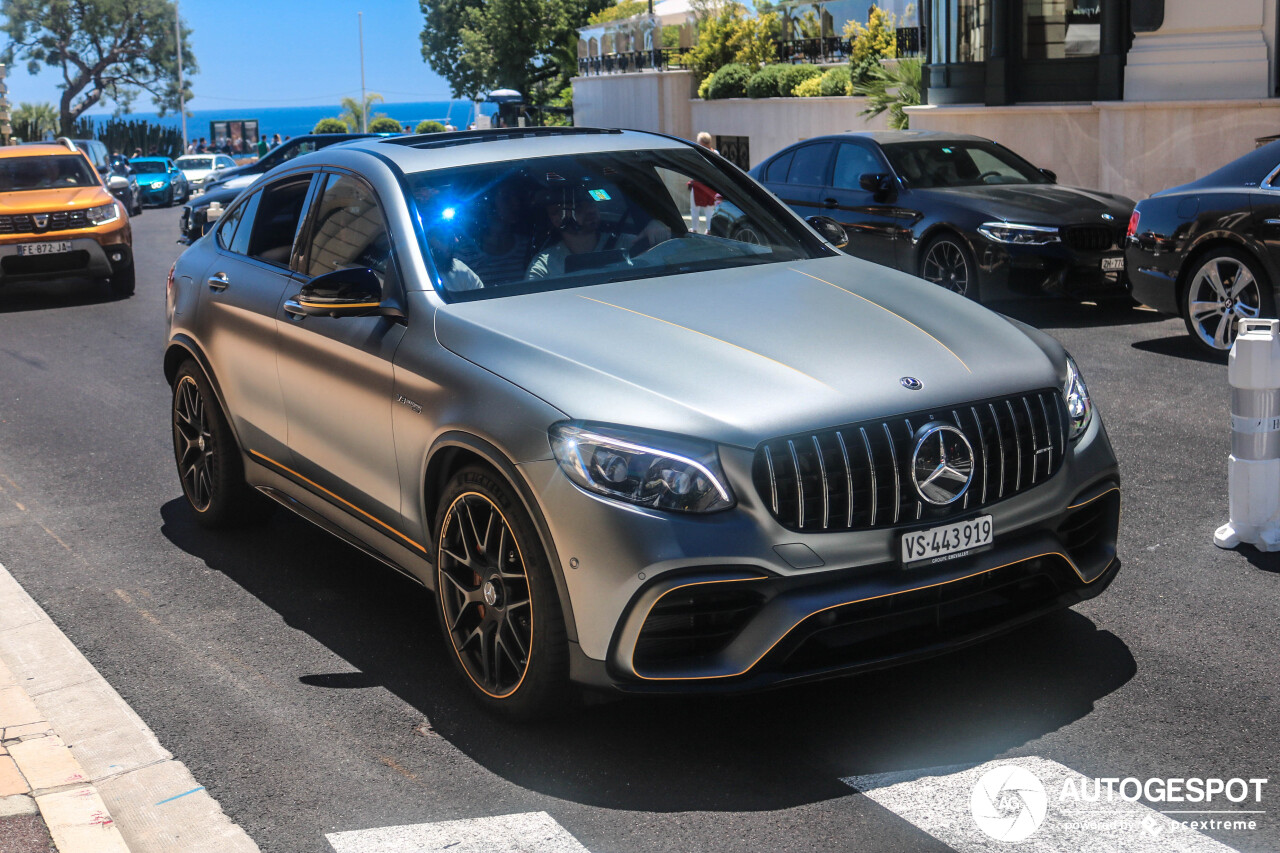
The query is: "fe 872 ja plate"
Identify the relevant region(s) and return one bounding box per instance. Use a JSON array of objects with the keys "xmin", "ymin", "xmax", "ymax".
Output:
[{"xmin": 901, "ymin": 515, "xmax": 993, "ymax": 567}]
